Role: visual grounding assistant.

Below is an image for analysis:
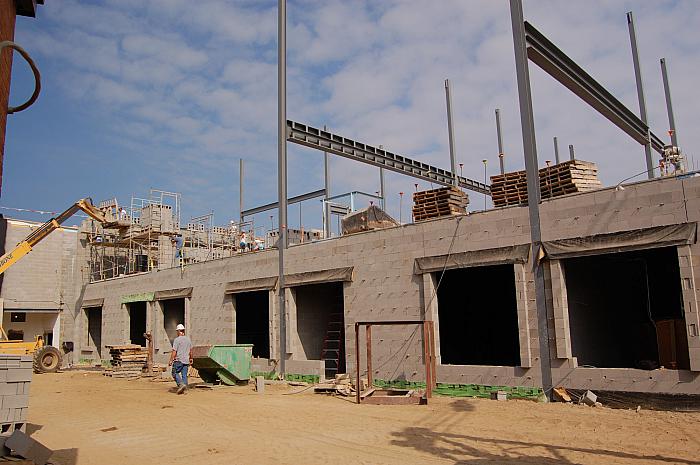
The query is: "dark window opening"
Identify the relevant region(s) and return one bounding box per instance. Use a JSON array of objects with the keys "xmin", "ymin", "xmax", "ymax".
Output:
[
  {"xmin": 234, "ymin": 291, "xmax": 270, "ymax": 358},
  {"xmin": 436, "ymin": 265, "xmax": 521, "ymax": 366},
  {"xmin": 127, "ymin": 302, "xmax": 147, "ymax": 347},
  {"xmin": 295, "ymin": 282, "xmax": 345, "ymax": 377},
  {"xmin": 161, "ymin": 299, "xmax": 185, "ymax": 345},
  {"xmin": 86, "ymin": 306, "xmax": 103, "ymax": 358},
  {"xmin": 7, "ymin": 330, "xmax": 23, "ymax": 341},
  {"xmin": 10, "ymin": 312, "xmax": 25, "ymax": 323},
  {"xmin": 563, "ymin": 247, "xmax": 689, "ymax": 370}
]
